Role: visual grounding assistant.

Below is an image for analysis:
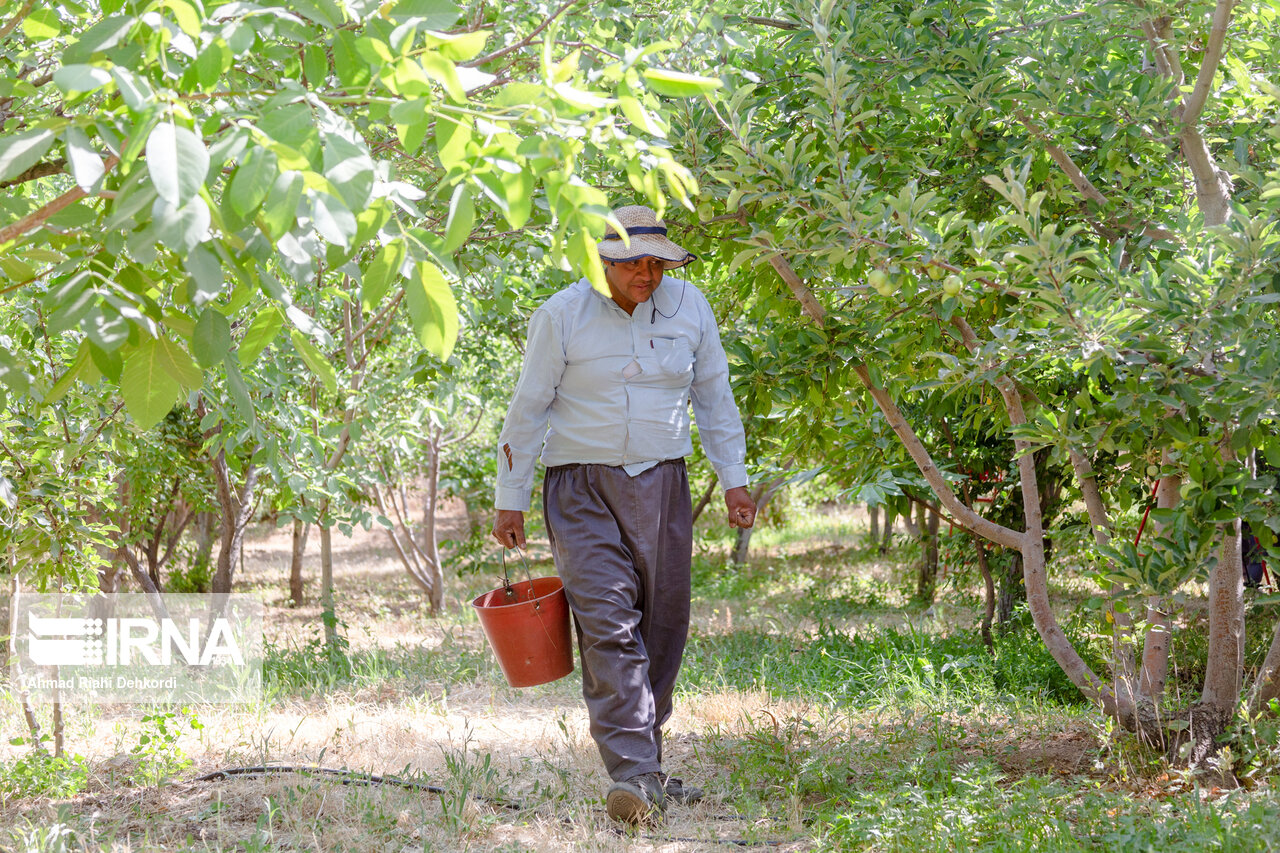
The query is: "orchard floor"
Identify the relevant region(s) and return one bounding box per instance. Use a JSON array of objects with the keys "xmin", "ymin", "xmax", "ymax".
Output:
[{"xmin": 5, "ymin": 505, "xmax": 1280, "ymax": 851}]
